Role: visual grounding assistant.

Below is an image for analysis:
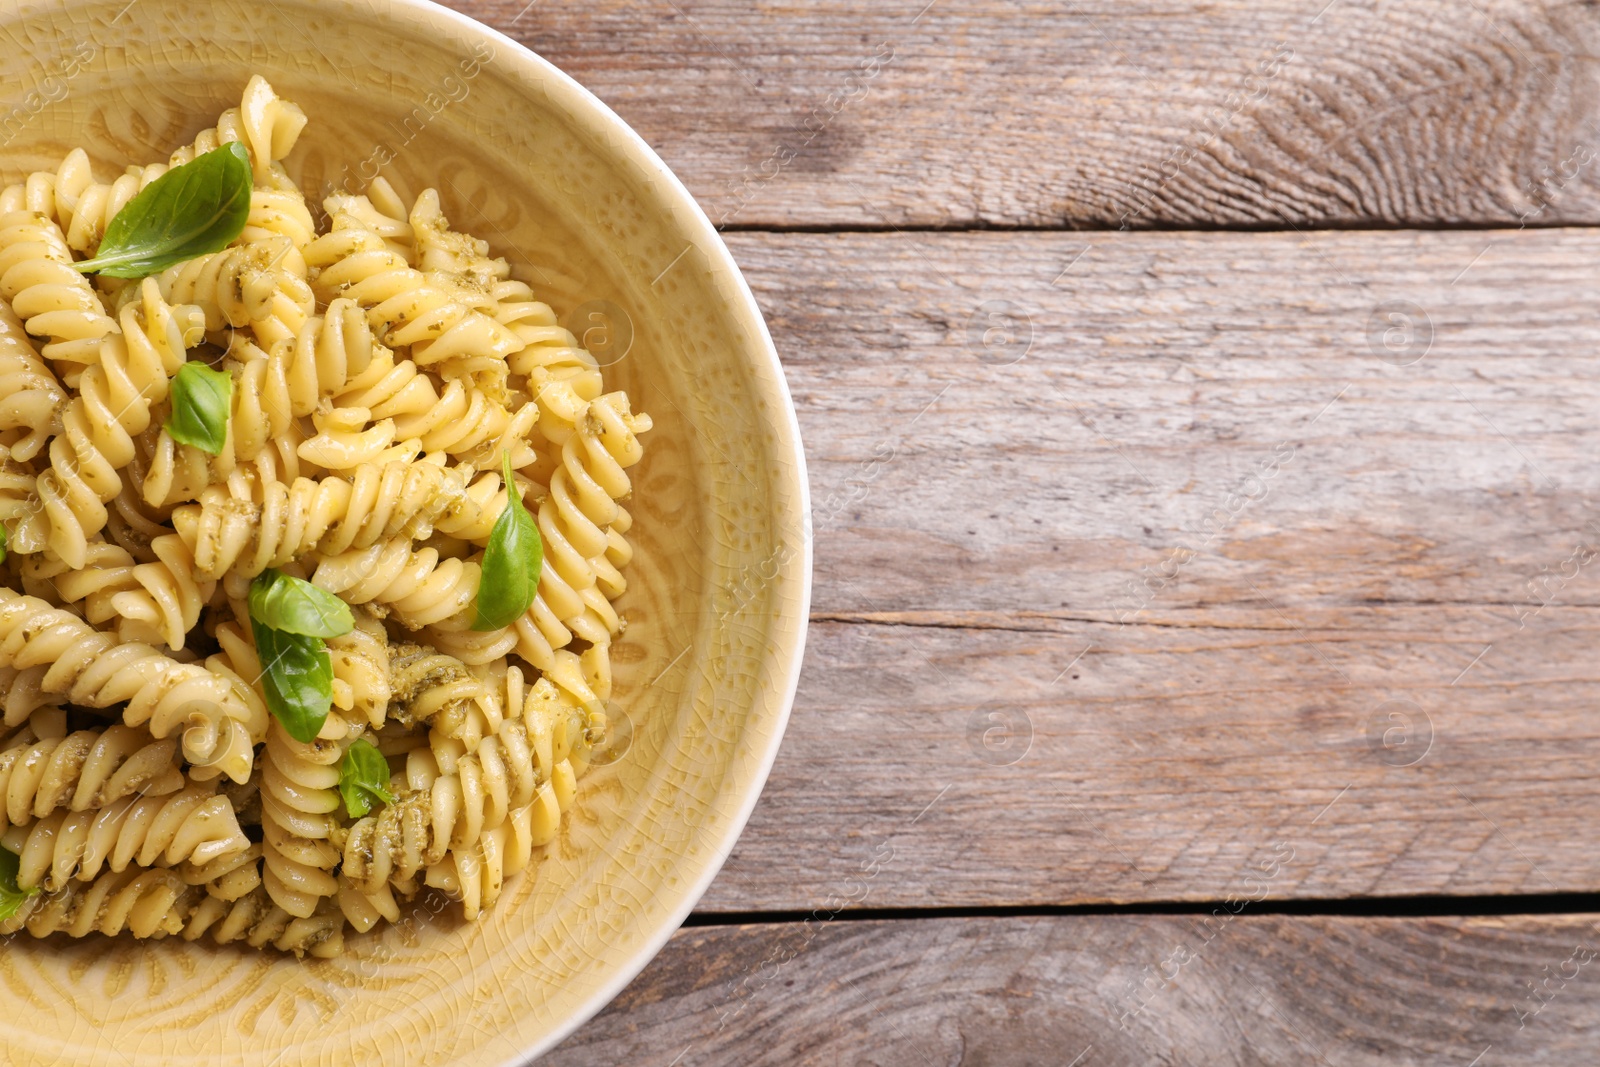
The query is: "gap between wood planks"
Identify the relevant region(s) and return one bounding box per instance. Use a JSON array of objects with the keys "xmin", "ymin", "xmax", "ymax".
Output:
[
  {"xmin": 810, "ymin": 607, "xmax": 1600, "ymax": 633},
  {"xmin": 717, "ymin": 219, "xmax": 1600, "ymax": 234},
  {"xmin": 685, "ymin": 891, "xmax": 1600, "ymax": 928}
]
